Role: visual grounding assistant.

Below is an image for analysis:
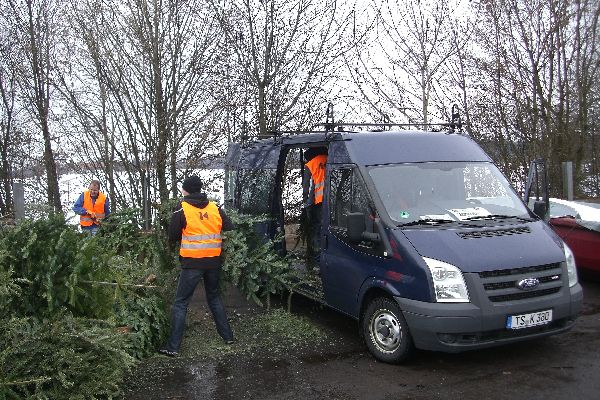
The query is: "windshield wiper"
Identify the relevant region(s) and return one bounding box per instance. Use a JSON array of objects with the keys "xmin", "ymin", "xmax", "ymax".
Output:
[
  {"xmin": 462, "ymin": 214, "xmax": 532, "ymax": 222},
  {"xmin": 398, "ymin": 218, "xmax": 456, "ymax": 227}
]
